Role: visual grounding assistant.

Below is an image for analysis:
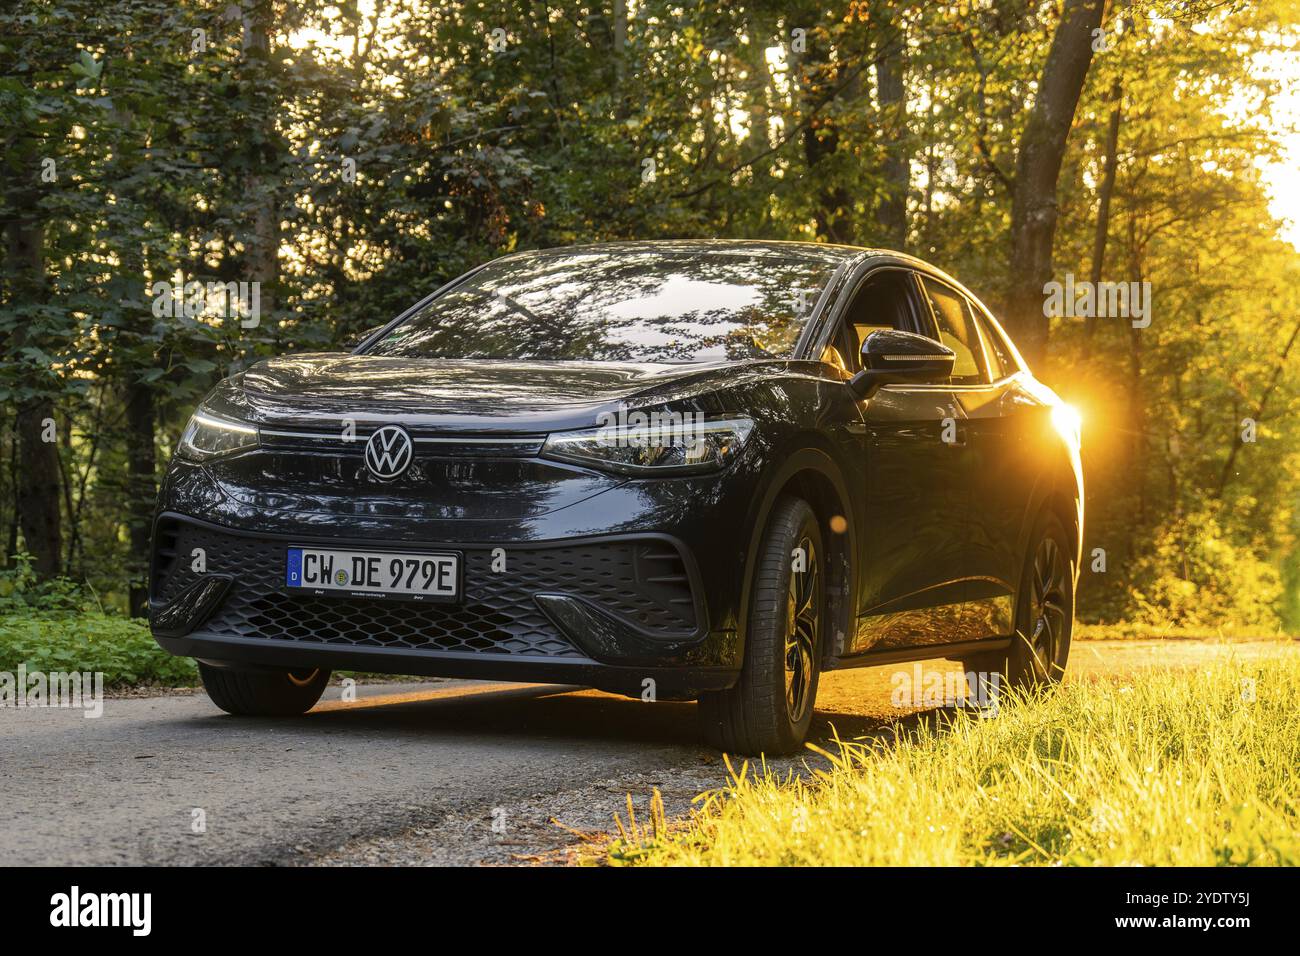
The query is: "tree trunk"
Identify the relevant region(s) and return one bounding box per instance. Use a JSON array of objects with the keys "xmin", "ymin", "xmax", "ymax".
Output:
[
  {"xmin": 1084, "ymin": 78, "xmax": 1122, "ymax": 341},
  {"xmin": 613, "ymin": 0, "xmax": 627, "ymax": 87},
  {"xmin": 5, "ymin": 209, "xmax": 63, "ymax": 578},
  {"xmin": 15, "ymin": 400, "xmax": 62, "ymax": 577},
  {"xmin": 1215, "ymin": 315, "xmax": 1300, "ymax": 497},
  {"xmin": 1086, "ymin": 0, "xmax": 1130, "ymax": 340},
  {"xmin": 874, "ymin": 7, "xmax": 908, "ymax": 248},
  {"xmin": 5, "ymin": 426, "xmax": 18, "ymax": 566},
  {"xmin": 1005, "ymin": 0, "xmax": 1106, "ymax": 364},
  {"xmin": 920, "ymin": 74, "xmax": 938, "ymax": 250},
  {"xmin": 797, "ymin": 23, "xmax": 856, "ymax": 244},
  {"xmin": 103, "ymin": 85, "xmax": 158, "ymax": 613},
  {"xmin": 242, "ymin": 2, "xmax": 280, "ymax": 324},
  {"xmin": 1123, "ymin": 217, "xmax": 1147, "ymax": 537},
  {"xmin": 124, "ymin": 381, "xmax": 156, "ymax": 616}
]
